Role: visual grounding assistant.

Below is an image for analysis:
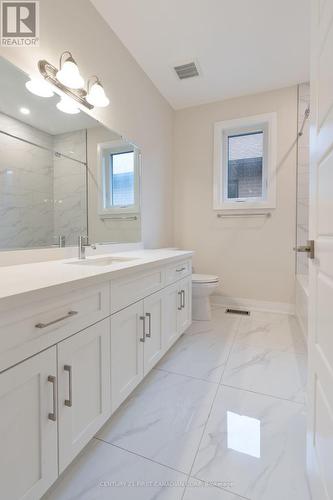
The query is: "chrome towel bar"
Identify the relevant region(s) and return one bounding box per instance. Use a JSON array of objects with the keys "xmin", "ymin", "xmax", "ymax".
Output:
[
  {"xmin": 100, "ymin": 215, "xmax": 138, "ymax": 221},
  {"xmin": 217, "ymin": 212, "xmax": 271, "ymax": 218}
]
